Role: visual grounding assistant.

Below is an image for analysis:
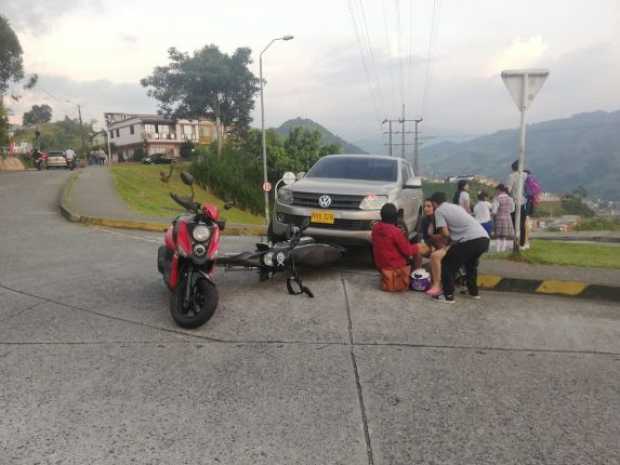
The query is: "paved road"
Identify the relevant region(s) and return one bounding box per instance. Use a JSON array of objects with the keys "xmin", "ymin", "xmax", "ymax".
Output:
[{"xmin": 1, "ymin": 170, "xmax": 619, "ymax": 465}]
